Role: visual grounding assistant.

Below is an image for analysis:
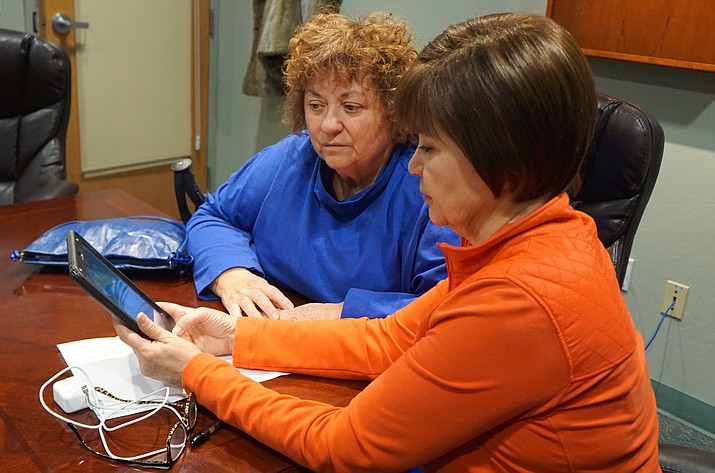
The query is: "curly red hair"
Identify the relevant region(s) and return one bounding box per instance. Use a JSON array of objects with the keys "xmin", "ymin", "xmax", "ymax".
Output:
[{"xmin": 283, "ymin": 12, "xmax": 416, "ymax": 142}]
